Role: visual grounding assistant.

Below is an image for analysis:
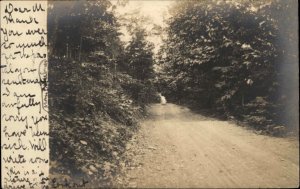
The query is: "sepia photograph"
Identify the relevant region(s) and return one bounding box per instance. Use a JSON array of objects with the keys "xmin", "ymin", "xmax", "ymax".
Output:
[
  {"xmin": 4, "ymin": 0, "xmax": 297, "ymax": 188},
  {"xmin": 47, "ymin": 0, "xmax": 299, "ymax": 188}
]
